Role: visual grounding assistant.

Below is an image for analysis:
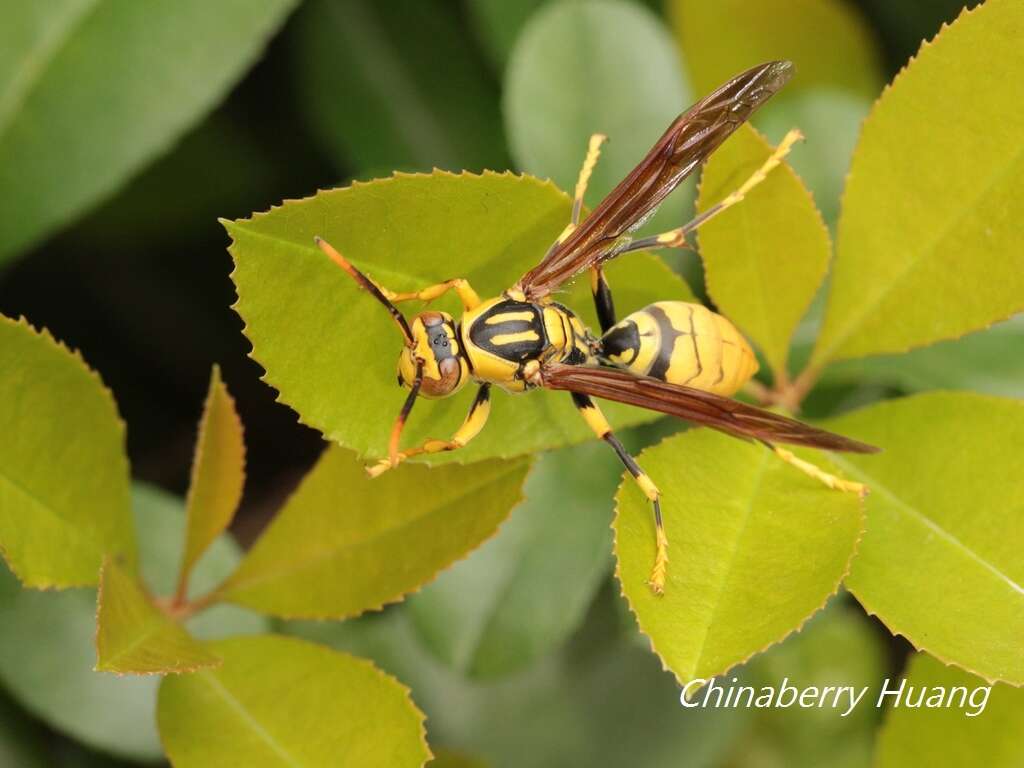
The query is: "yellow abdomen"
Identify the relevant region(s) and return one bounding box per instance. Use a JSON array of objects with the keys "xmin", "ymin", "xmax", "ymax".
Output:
[{"xmin": 600, "ymin": 301, "xmax": 758, "ymax": 396}]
